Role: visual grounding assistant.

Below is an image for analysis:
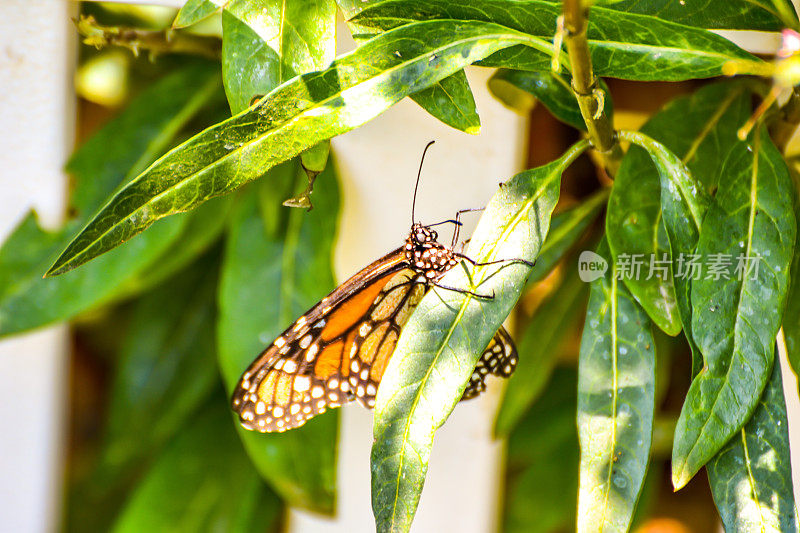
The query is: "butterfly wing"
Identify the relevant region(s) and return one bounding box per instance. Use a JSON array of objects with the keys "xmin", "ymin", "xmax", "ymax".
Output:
[
  {"xmin": 232, "ymin": 249, "xmax": 409, "ymax": 432},
  {"xmin": 461, "ymin": 326, "xmax": 519, "ymax": 401},
  {"xmin": 233, "ymin": 246, "xmax": 519, "ymax": 432}
]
